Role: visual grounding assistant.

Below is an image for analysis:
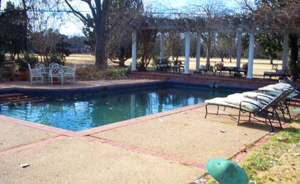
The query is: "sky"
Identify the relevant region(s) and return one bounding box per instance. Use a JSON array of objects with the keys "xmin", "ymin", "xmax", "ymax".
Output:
[
  {"xmin": 0, "ymin": 0, "xmax": 249, "ymax": 37},
  {"xmin": 61, "ymin": 0, "xmax": 193, "ymax": 36}
]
